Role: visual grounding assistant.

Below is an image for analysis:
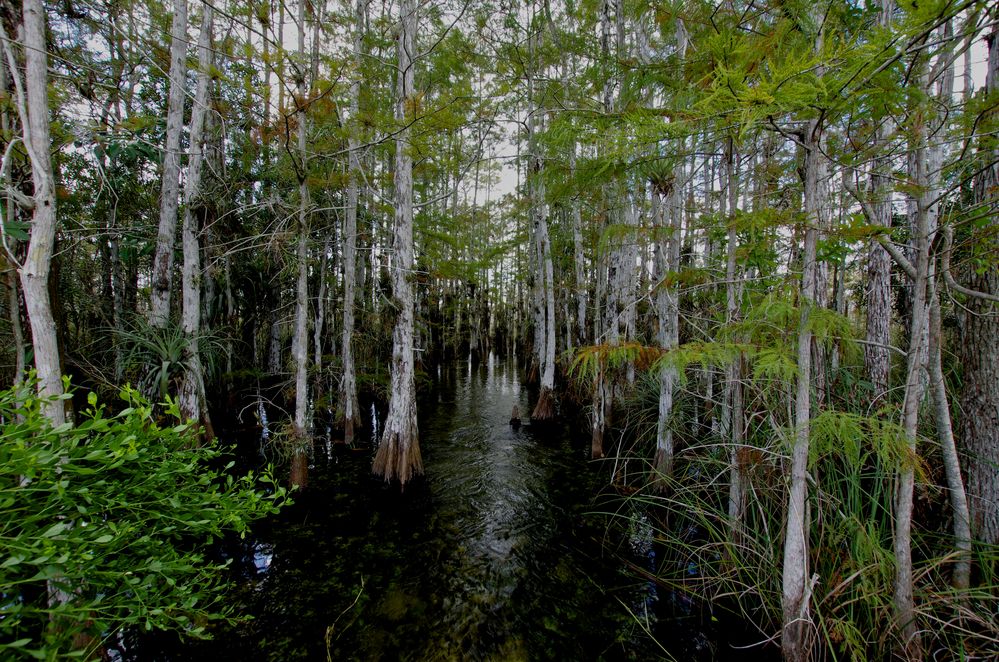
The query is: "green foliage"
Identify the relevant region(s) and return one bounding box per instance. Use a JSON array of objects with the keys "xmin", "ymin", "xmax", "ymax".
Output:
[
  {"xmin": 0, "ymin": 383, "xmax": 287, "ymax": 658},
  {"xmin": 114, "ymin": 318, "xmax": 228, "ymax": 401},
  {"xmin": 609, "ymin": 394, "xmax": 998, "ymax": 661},
  {"xmin": 569, "ymin": 342, "xmax": 663, "ymax": 382}
]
